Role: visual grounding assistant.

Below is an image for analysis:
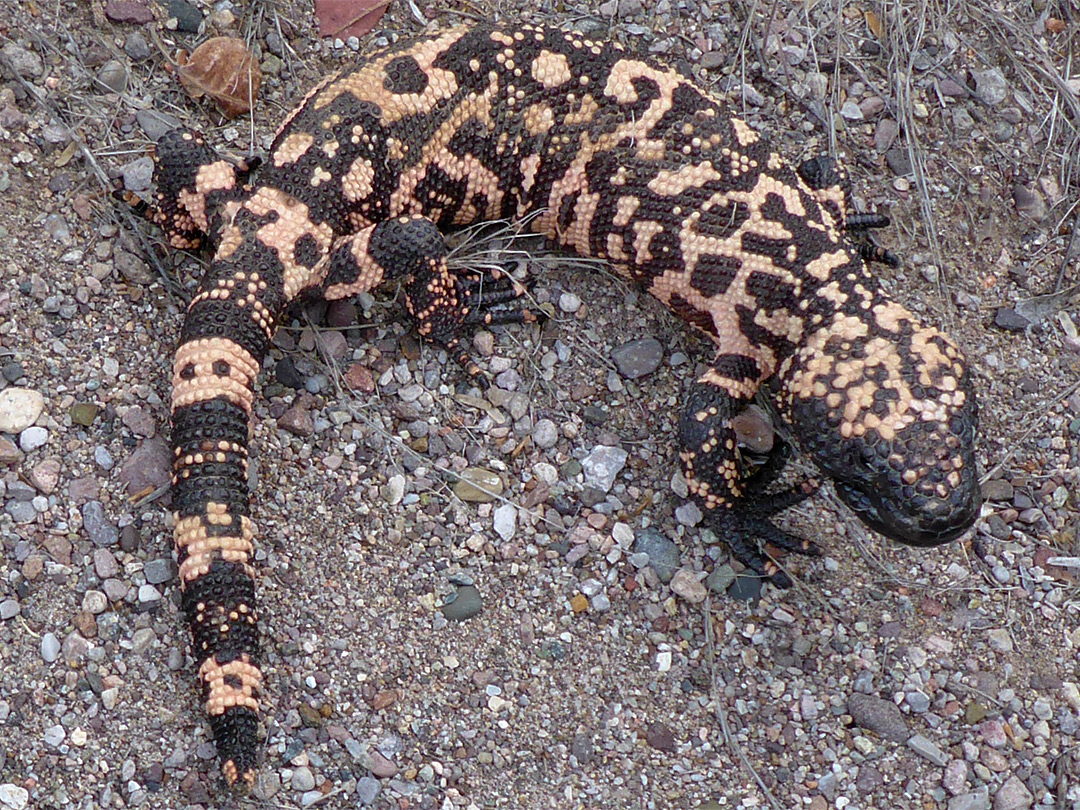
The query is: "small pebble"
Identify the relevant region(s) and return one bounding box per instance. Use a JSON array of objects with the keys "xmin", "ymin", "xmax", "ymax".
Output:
[
  {"xmin": 41, "ymin": 632, "xmax": 61, "ymax": 662},
  {"xmin": 44, "ymin": 725, "xmax": 66, "ymax": 748},
  {"xmin": 144, "ymin": 558, "xmax": 175, "ymax": 585},
  {"xmin": 453, "ymin": 468, "xmax": 502, "ymax": 502},
  {"xmin": 0, "ymin": 387, "xmax": 45, "ymax": 433},
  {"xmin": 356, "ymin": 776, "xmax": 381, "ymax": 805},
  {"xmin": 907, "ymin": 733, "xmax": 948, "ymax": 766},
  {"xmin": 670, "ymin": 568, "xmax": 707, "ymax": 603},
  {"xmin": 610, "ymin": 338, "xmax": 663, "ymax": 379},
  {"xmin": 493, "ymin": 503, "xmax": 516, "ymax": 541},
  {"xmin": 558, "ymin": 292, "xmax": 581, "ymax": 313},
  {"xmin": 532, "ymin": 419, "xmax": 558, "ymax": 449},
  {"xmin": 633, "ymin": 528, "xmax": 680, "ymax": 583},
  {"xmin": 581, "ymin": 445, "xmax": 628, "ymax": 493},
  {"xmin": 81, "ymin": 501, "xmax": 118, "ymax": 547},
  {"xmin": 290, "ymin": 766, "xmax": 315, "ymax": 792},
  {"xmin": 441, "ymin": 585, "xmax": 482, "ymax": 621},
  {"xmin": 993, "ymin": 776, "xmax": 1033, "ymax": 810}
]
